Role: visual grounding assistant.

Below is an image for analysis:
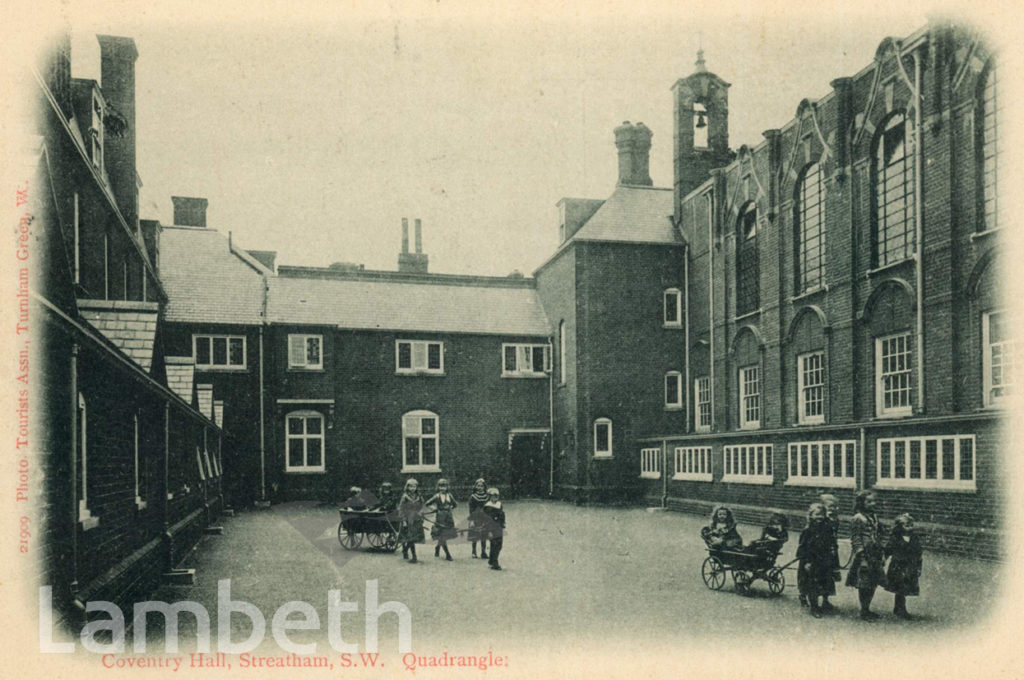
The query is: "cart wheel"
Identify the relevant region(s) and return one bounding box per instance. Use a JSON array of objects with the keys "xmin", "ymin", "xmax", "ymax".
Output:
[
  {"xmin": 384, "ymin": 530, "xmax": 400, "ymax": 553},
  {"xmin": 337, "ymin": 524, "xmax": 363, "ymax": 550},
  {"xmin": 766, "ymin": 568, "xmax": 785, "ymax": 596},
  {"xmin": 733, "ymin": 570, "xmax": 751, "ymax": 595},
  {"xmin": 701, "ymin": 556, "xmax": 726, "ymax": 590},
  {"xmin": 366, "ymin": 531, "xmax": 385, "ymax": 549}
]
